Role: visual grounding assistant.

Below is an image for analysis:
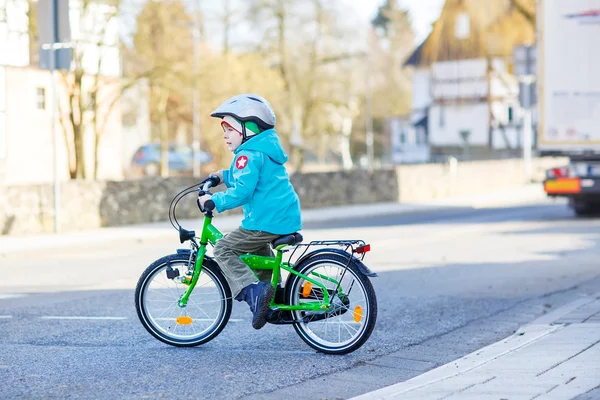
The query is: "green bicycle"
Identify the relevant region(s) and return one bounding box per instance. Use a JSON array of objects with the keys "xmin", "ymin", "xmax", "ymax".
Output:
[{"xmin": 135, "ymin": 177, "xmax": 378, "ymax": 354}]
